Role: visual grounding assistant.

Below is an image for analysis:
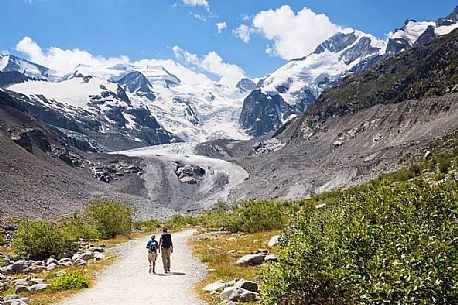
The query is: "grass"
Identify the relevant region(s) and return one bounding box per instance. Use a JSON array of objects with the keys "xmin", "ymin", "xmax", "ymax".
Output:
[{"xmin": 190, "ymin": 230, "xmax": 280, "ymax": 304}]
